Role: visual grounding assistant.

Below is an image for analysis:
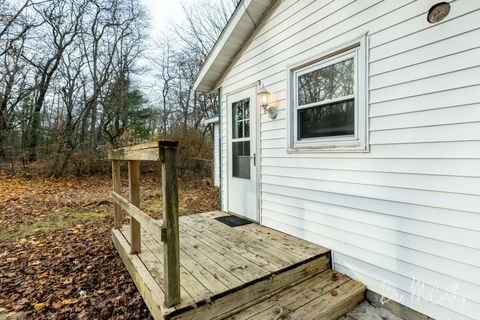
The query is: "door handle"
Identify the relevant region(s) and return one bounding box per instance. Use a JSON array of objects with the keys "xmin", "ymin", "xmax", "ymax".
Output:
[{"xmin": 250, "ymin": 153, "xmax": 256, "ymax": 166}]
